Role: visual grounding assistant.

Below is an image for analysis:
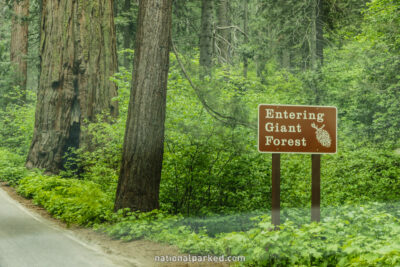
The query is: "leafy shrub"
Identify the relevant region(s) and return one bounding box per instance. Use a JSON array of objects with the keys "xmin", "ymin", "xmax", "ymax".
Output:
[
  {"xmin": 0, "ymin": 90, "xmax": 35, "ymax": 155},
  {"xmin": 0, "ymin": 148, "xmax": 28, "ymax": 185},
  {"xmin": 17, "ymin": 174, "xmax": 114, "ymax": 226},
  {"xmin": 99, "ymin": 202, "xmax": 400, "ymax": 266},
  {"xmin": 322, "ymin": 147, "xmax": 400, "ymax": 205}
]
